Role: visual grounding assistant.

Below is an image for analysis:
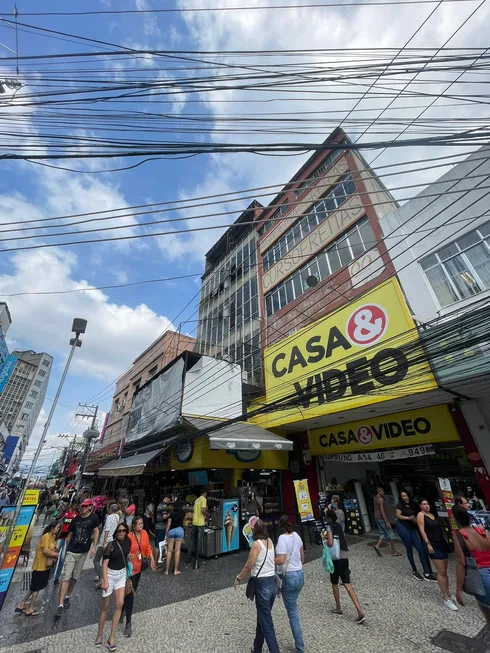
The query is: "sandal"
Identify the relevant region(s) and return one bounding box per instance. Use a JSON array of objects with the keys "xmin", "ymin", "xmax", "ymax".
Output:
[
  {"xmin": 95, "ymin": 639, "xmax": 102, "ymax": 648},
  {"xmin": 392, "ymin": 552, "xmax": 402, "ymax": 557},
  {"xmin": 107, "ymin": 641, "xmax": 116, "ymax": 652},
  {"xmin": 25, "ymin": 611, "xmax": 41, "ymax": 617},
  {"xmin": 14, "ymin": 607, "xmax": 25, "ymax": 613}
]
